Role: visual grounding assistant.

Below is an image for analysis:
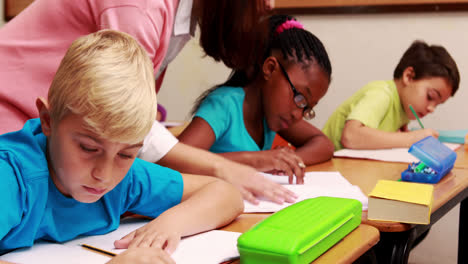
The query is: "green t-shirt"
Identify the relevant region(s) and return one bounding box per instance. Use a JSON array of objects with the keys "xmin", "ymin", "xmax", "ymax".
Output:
[{"xmin": 323, "ymin": 80, "xmax": 410, "ymax": 150}]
